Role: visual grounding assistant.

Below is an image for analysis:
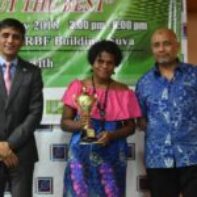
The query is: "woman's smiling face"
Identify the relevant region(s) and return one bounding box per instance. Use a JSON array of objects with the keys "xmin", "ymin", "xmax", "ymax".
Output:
[{"xmin": 92, "ymin": 51, "xmax": 115, "ymax": 81}]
